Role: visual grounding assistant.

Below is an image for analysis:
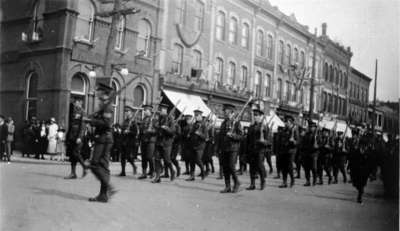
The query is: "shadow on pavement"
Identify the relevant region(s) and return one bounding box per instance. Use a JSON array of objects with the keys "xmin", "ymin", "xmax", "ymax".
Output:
[
  {"xmin": 31, "ymin": 187, "xmax": 88, "ymax": 201},
  {"xmin": 28, "ymin": 171, "xmax": 64, "ymax": 179},
  {"xmin": 303, "ymin": 192, "xmax": 355, "ymax": 202},
  {"xmin": 8, "ymin": 158, "xmax": 68, "ymax": 166}
]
